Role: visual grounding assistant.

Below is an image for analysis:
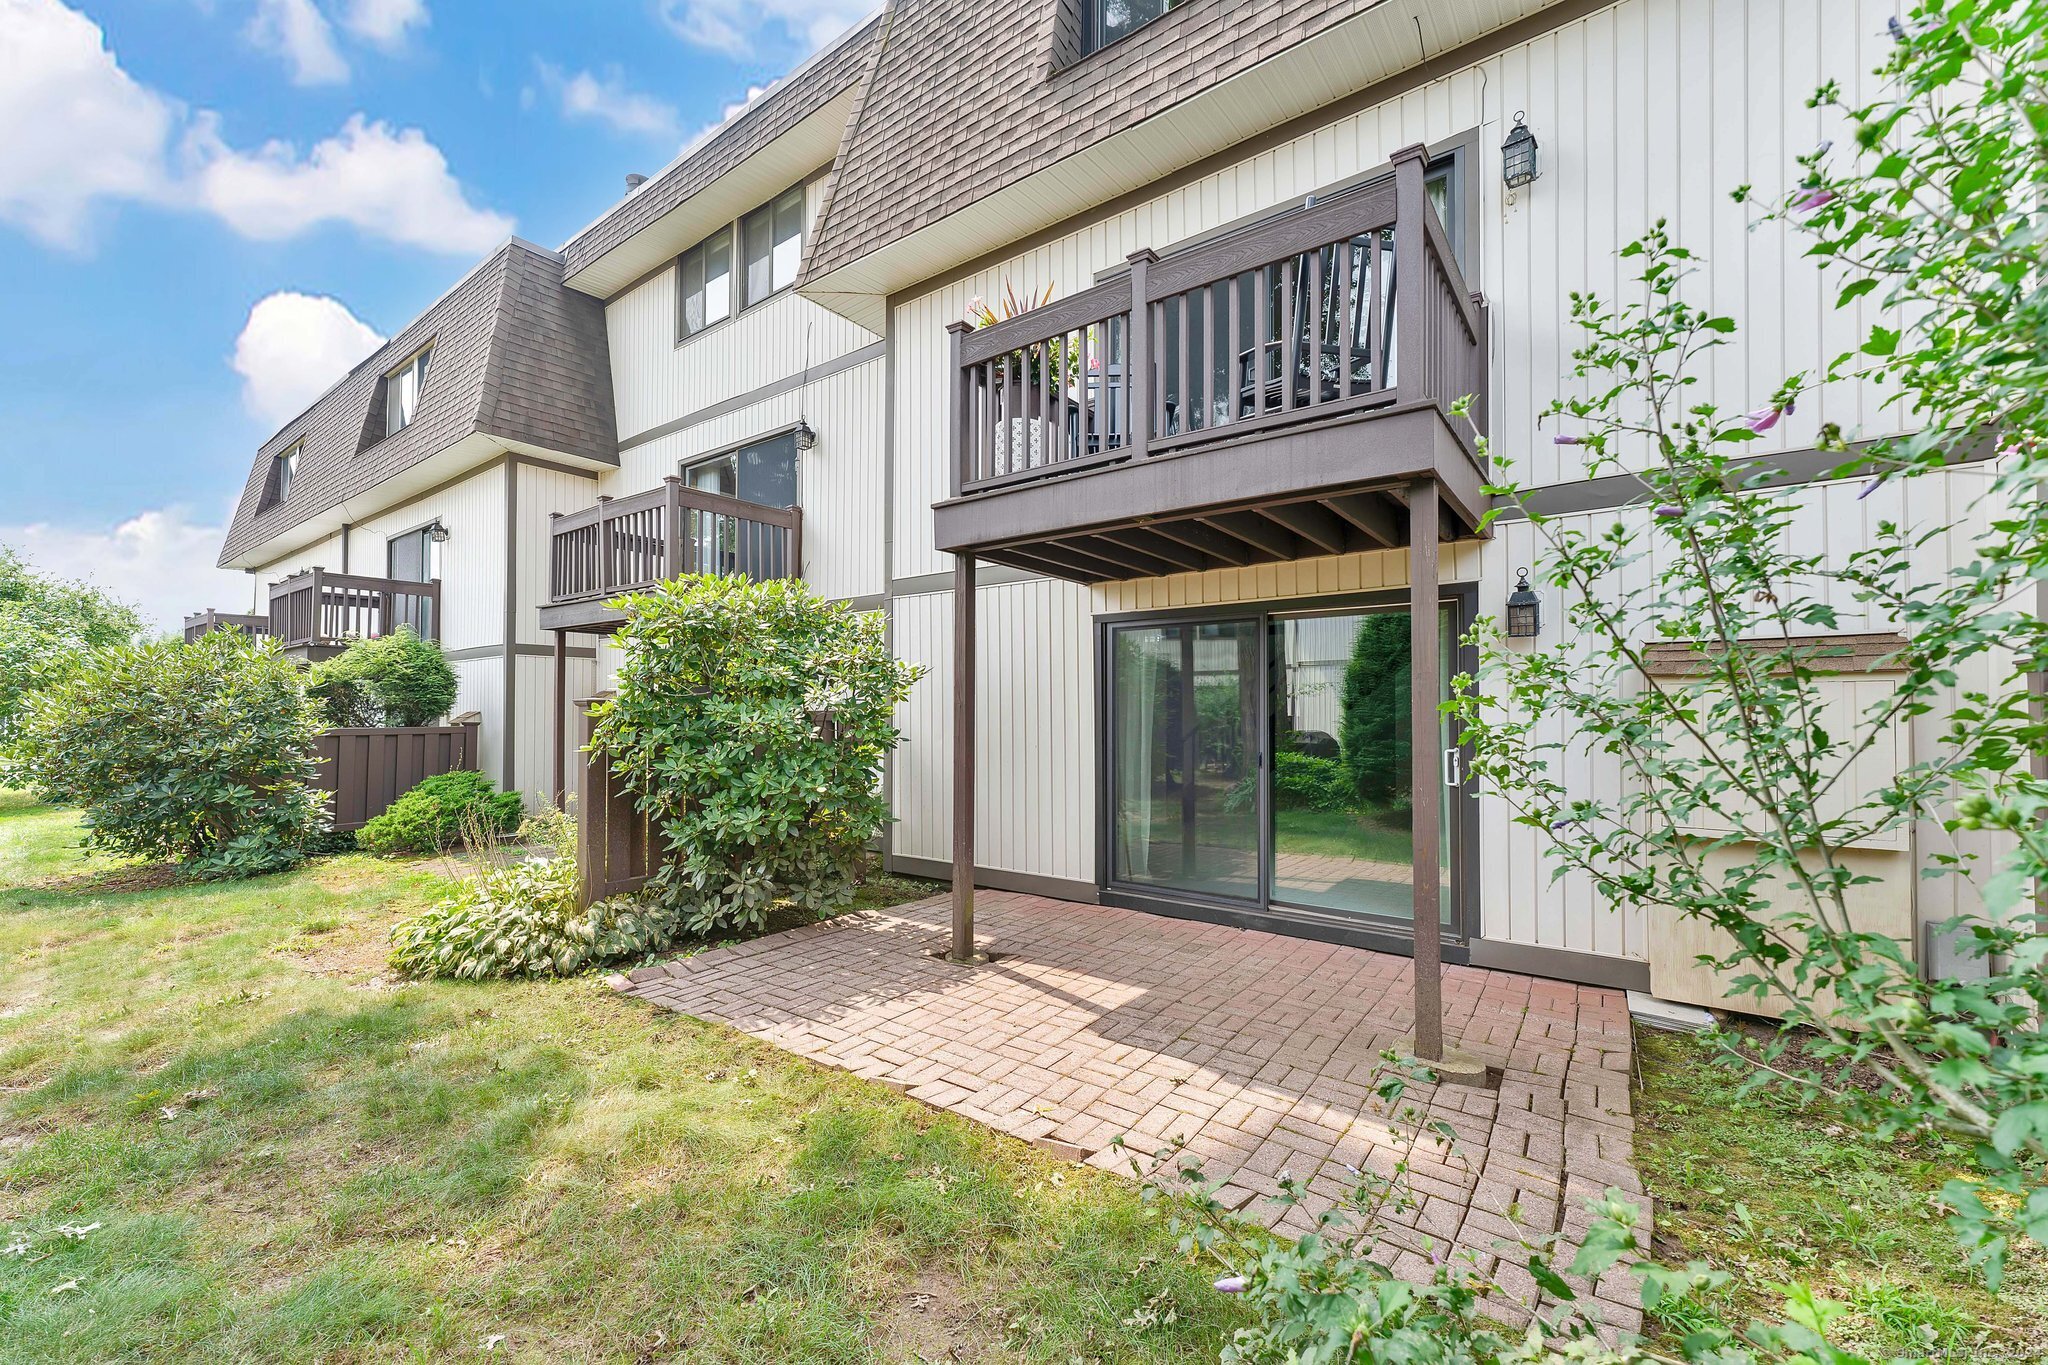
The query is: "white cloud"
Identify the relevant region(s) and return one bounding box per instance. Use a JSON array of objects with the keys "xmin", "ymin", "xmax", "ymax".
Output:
[
  {"xmin": 533, "ymin": 61, "xmax": 679, "ymax": 139},
  {"xmin": 188, "ymin": 112, "xmax": 515, "ymax": 254},
  {"xmin": 340, "ymin": 0, "xmax": 427, "ymax": 50},
  {"xmin": 0, "ymin": 0, "xmax": 177, "ymax": 248},
  {"xmin": 247, "ymin": 0, "xmax": 349, "ymax": 86},
  {"xmin": 0, "ymin": 0, "xmax": 510, "ymax": 254},
  {"xmin": 656, "ymin": 0, "xmax": 870, "ymax": 57},
  {"xmin": 232, "ymin": 291, "xmax": 384, "ymax": 427},
  {"xmin": 0, "ymin": 509, "xmax": 251, "ymax": 635},
  {"xmin": 682, "ymin": 83, "xmax": 768, "ymax": 152}
]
